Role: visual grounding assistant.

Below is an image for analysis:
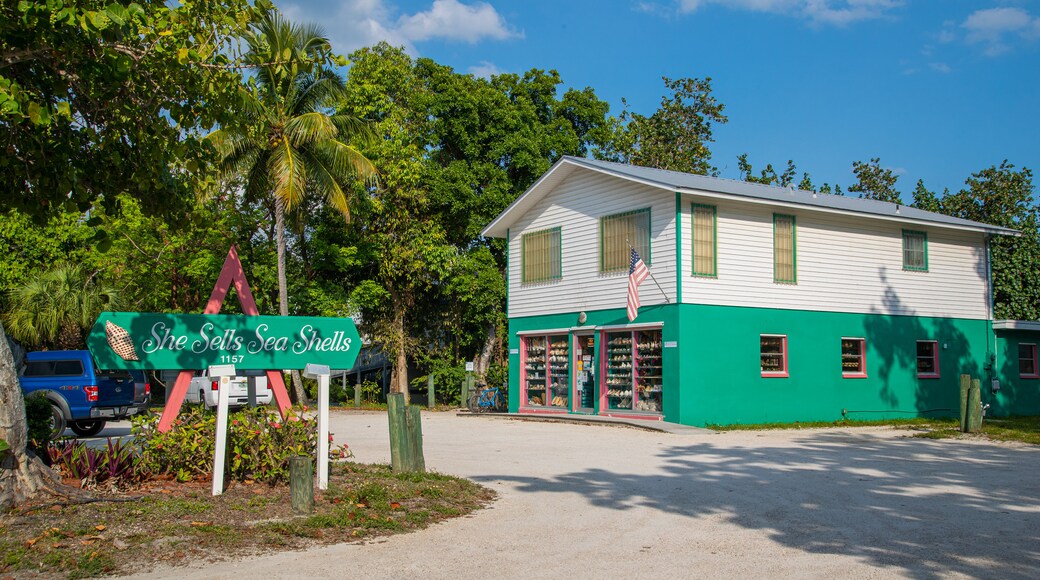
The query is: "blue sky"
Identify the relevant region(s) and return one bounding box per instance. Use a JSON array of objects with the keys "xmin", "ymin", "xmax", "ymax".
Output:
[{"xmin": 280, "ymin": 0, "xmax": 1040, "ymax": 198}]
